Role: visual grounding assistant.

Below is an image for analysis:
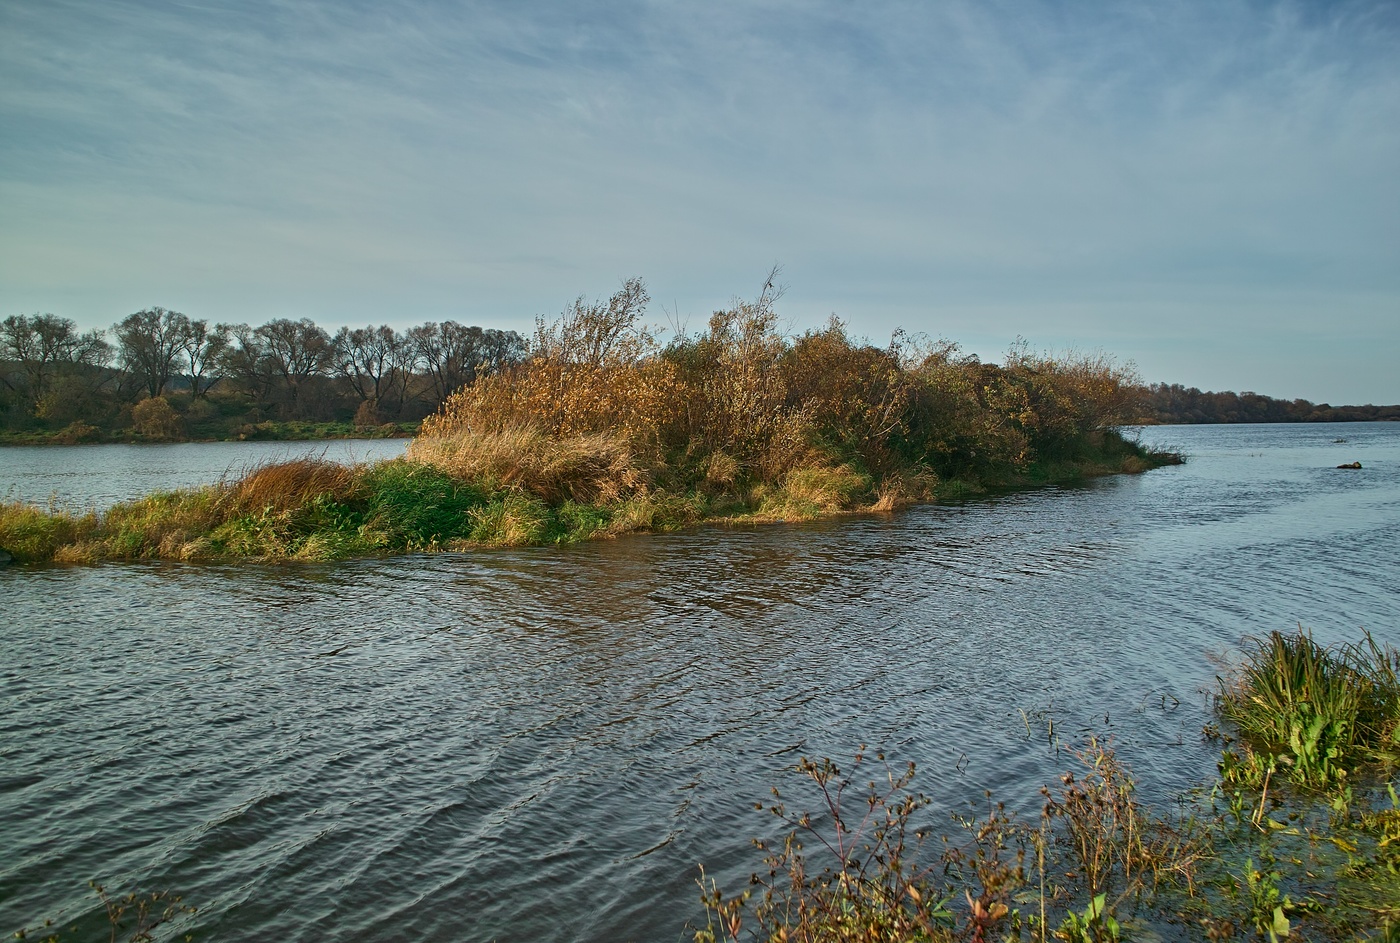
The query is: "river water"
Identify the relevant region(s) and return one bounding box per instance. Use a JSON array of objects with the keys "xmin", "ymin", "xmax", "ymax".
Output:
[{"xmin": 1, "ymin": 423, "xmax": 1397, "ymax": 942}]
